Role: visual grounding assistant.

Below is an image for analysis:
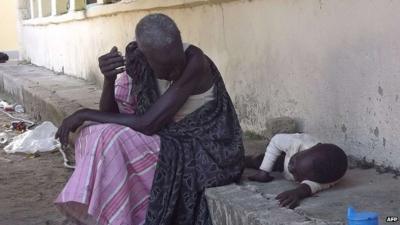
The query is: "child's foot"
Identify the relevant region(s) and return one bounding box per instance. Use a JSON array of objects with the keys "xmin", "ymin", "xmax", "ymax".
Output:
[
  {"xmin": 244, "ymin": 154, "xmax": 264, "ymax": 169},
  {"xmin": 248, "ymin": 170, "xmax": 274, "ymax": 182}
]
